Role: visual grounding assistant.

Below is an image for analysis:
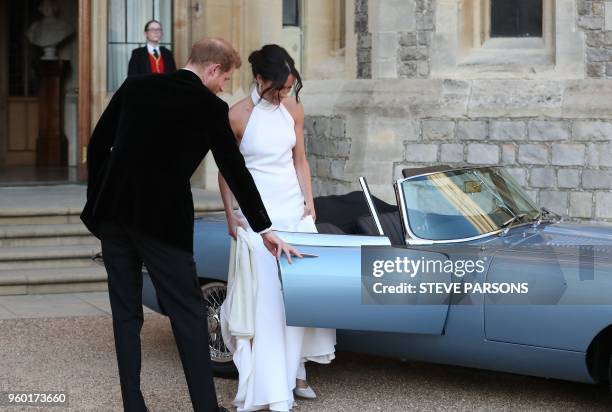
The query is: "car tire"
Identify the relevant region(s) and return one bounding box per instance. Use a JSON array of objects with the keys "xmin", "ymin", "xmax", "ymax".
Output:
[{"xmin": 200, "ymin": 281, "xmax": 238, "ymax": 378}]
